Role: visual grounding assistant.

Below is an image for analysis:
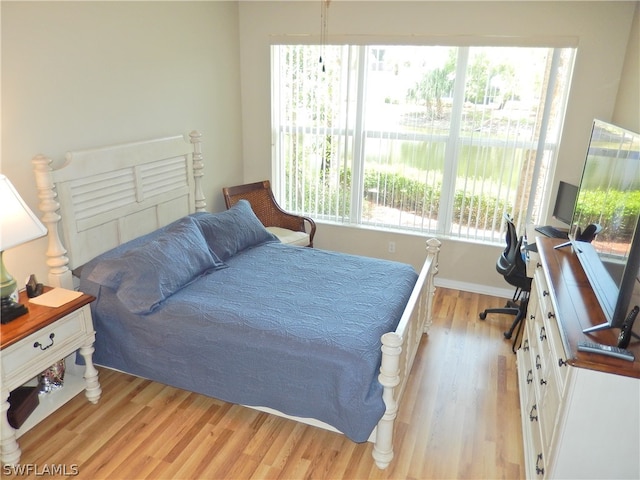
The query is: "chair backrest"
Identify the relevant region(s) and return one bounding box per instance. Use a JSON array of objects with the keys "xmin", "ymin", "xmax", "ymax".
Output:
[
  {"xmin": 222, "ymin": 180, "xmax": 306, "ymax": 232},
  {"xmin": 503, "ymin": 219, "xmax": 517, "ymax": 256},
  {"xmin": 498, "ymin": 218, "xmax": 526, "ymax": 278},
  {"xmin": 495, "ymin": 217, "xmax": 531, "ymax": 291}
]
